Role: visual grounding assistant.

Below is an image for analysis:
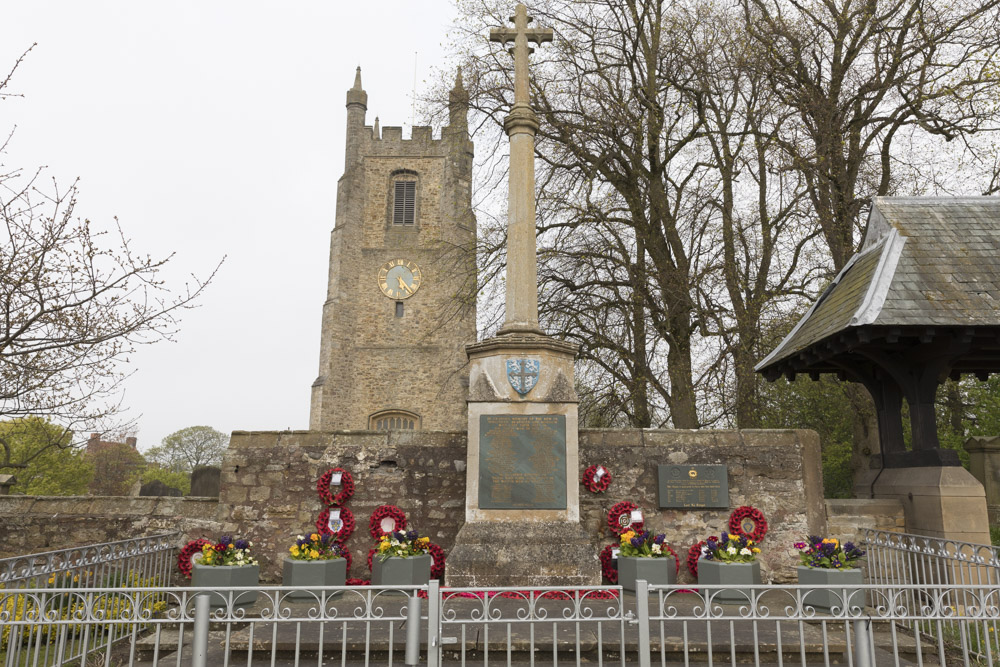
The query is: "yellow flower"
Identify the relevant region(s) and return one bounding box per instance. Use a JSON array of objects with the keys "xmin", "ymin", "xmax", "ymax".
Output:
[
  {"xmin": 822, "ymin": 538, "xmax": 839, "ymax": 548},
  {"xmin": 620, "ymin": 530, "xmax": 636, "ymax": 545},
  {"xmin": 417, "ymin": 537, "xmax": 430, "ymax": 545},
  {"xmin": 290, "ymin": 546, "xmax": 299, "ymax": 555},
  {"xmin": 309, "ymin": 549, "xmax": 319, "ymax": 559},
  {"xmin": 379, "ymin": 542, "xmax": 391, "ymax": 552},
  {"xmin": 752, "ymin": 547, "xmax": 761, "ymax": 553},
  {"xmin": 310, "ymin": 533, "xmax": 320, "ymax": 542}
]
